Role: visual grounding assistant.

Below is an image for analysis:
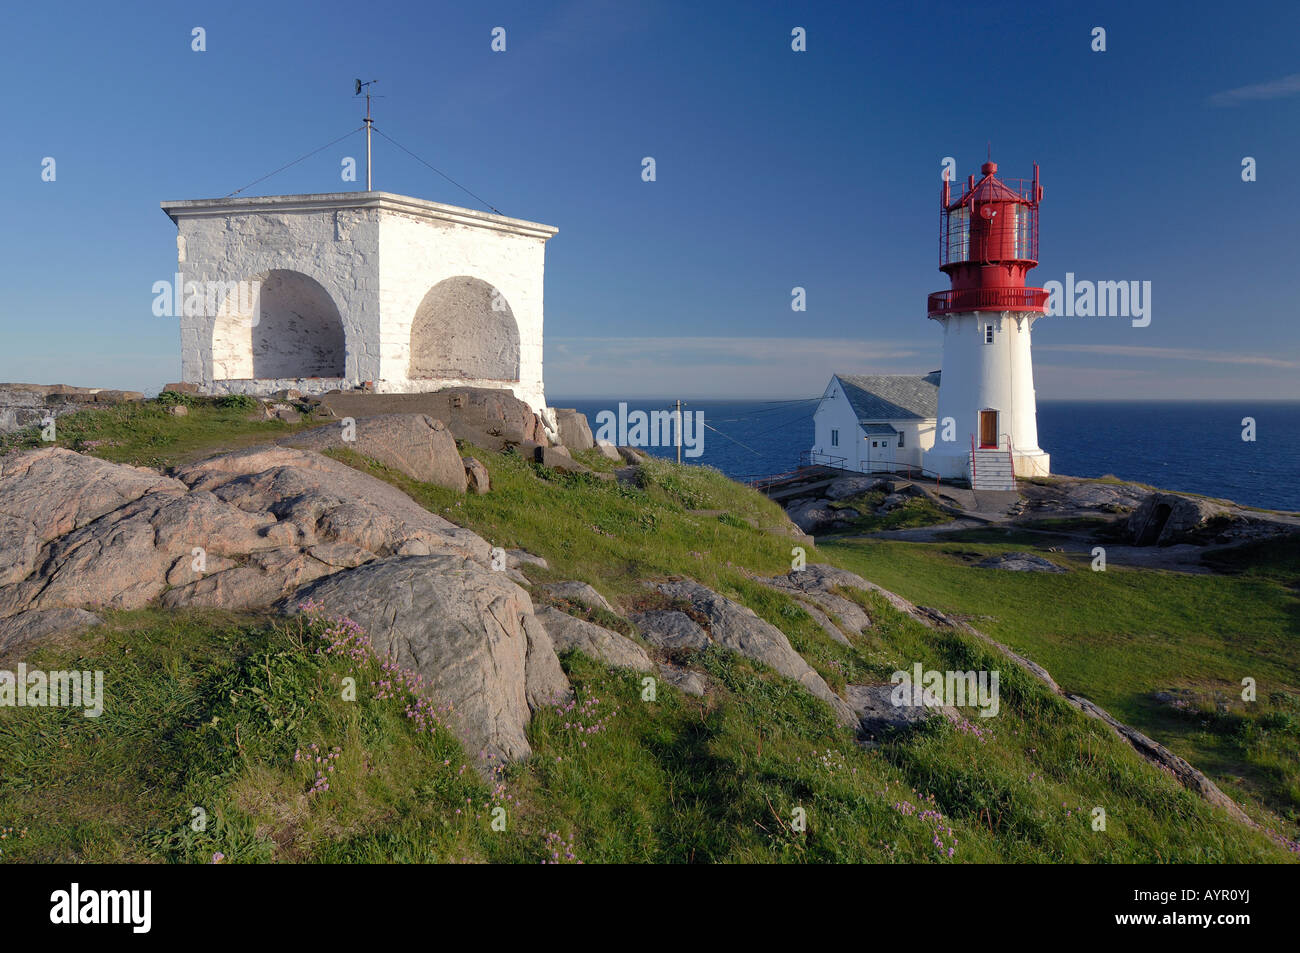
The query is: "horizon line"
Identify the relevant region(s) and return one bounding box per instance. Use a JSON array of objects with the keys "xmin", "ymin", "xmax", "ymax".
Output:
[{"xmin": 548, "ymin": 396, "xmax": 1300, "ymax": 404}]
